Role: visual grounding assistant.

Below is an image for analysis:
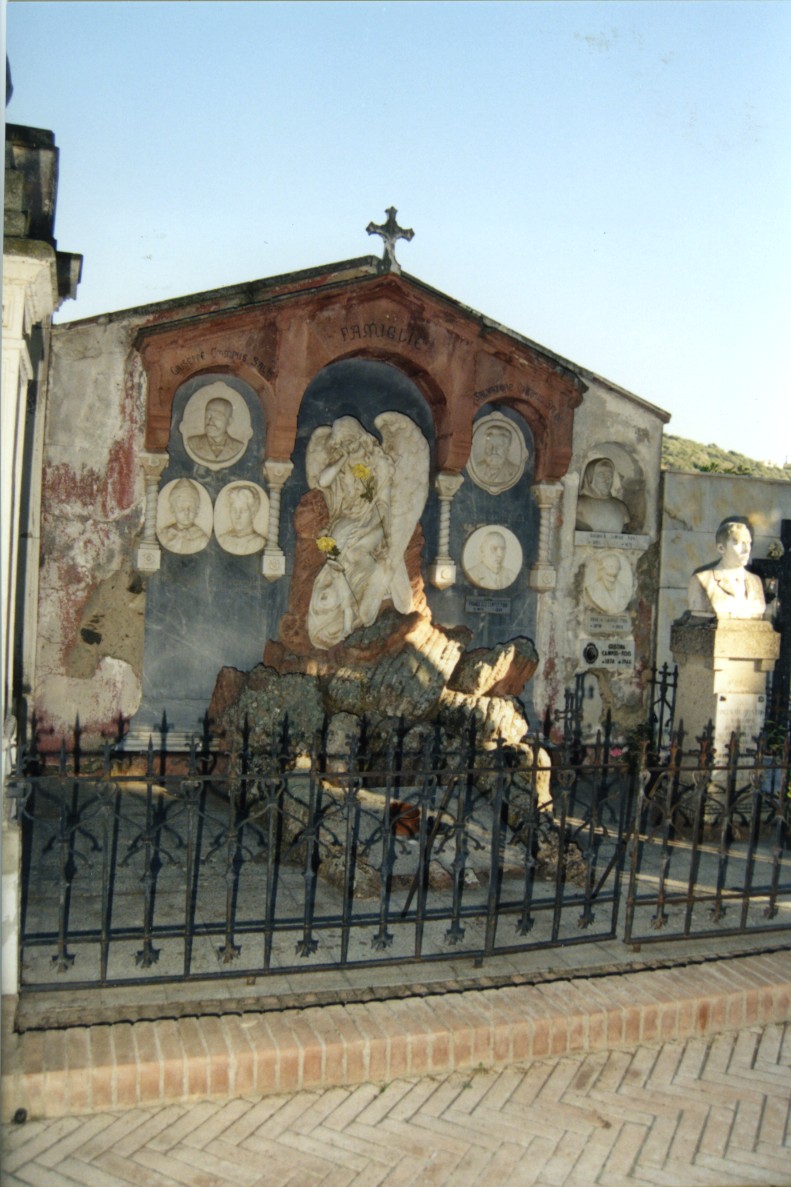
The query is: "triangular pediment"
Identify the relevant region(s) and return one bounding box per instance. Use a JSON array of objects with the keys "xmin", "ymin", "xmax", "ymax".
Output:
[{"xmin": 134, "ymin": 258, "xmax": 585, "ymax": 480}]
